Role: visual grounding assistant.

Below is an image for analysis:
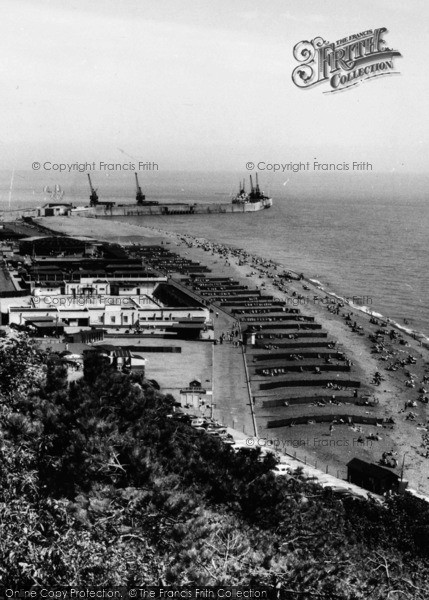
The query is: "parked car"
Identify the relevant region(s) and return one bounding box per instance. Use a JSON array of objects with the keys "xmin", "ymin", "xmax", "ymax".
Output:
[
  {"xmin": 206, "ymin": 422, "xmax": 225, "ymax": 430},
  {"xmin": 324, "ymin": 485, "xmax": 363, "ymax": 500},
  {"xmin": 206, "ymin": 427, "xmax": 227, "ymax": 435},
  {"xmin": 167, "ymin": 413, "xmax": 196, "ymax": 423},
  {"xmin": 272, "ymin": 464, "xmax": 291, "ymax": 476},
  {"xmin": 192, "ymin": 426, "xmax": 206, "ymax": 434}
]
